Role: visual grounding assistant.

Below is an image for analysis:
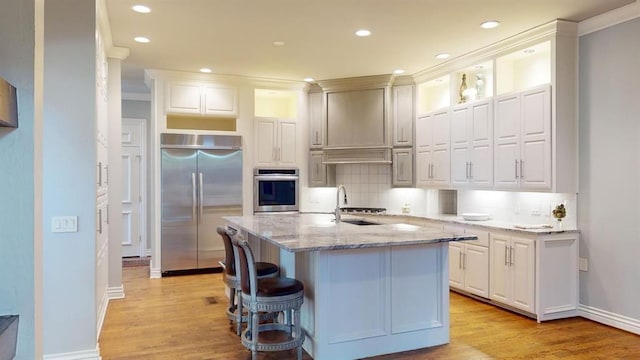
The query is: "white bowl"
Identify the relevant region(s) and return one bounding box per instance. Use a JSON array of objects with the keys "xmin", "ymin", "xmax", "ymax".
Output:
[{"xmin": 461, "ymin": 213, "xmax": 490, "ymax": 221}]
